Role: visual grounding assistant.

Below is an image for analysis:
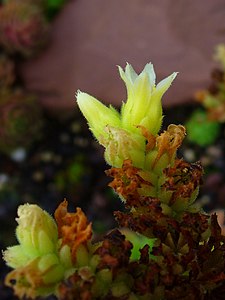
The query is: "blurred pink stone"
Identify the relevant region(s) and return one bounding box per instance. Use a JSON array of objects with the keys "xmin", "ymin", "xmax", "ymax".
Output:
[{"xmin": 20, "ymin": 0, "xmax": 225, "ymax": 109}]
